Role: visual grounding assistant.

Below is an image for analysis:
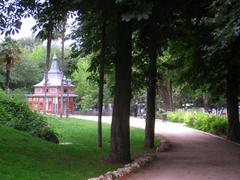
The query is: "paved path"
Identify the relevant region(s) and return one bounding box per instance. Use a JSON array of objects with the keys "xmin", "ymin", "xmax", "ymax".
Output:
[{"xmin": 71, "ymin": 115, "xmax": 240, "ymax": 180}]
